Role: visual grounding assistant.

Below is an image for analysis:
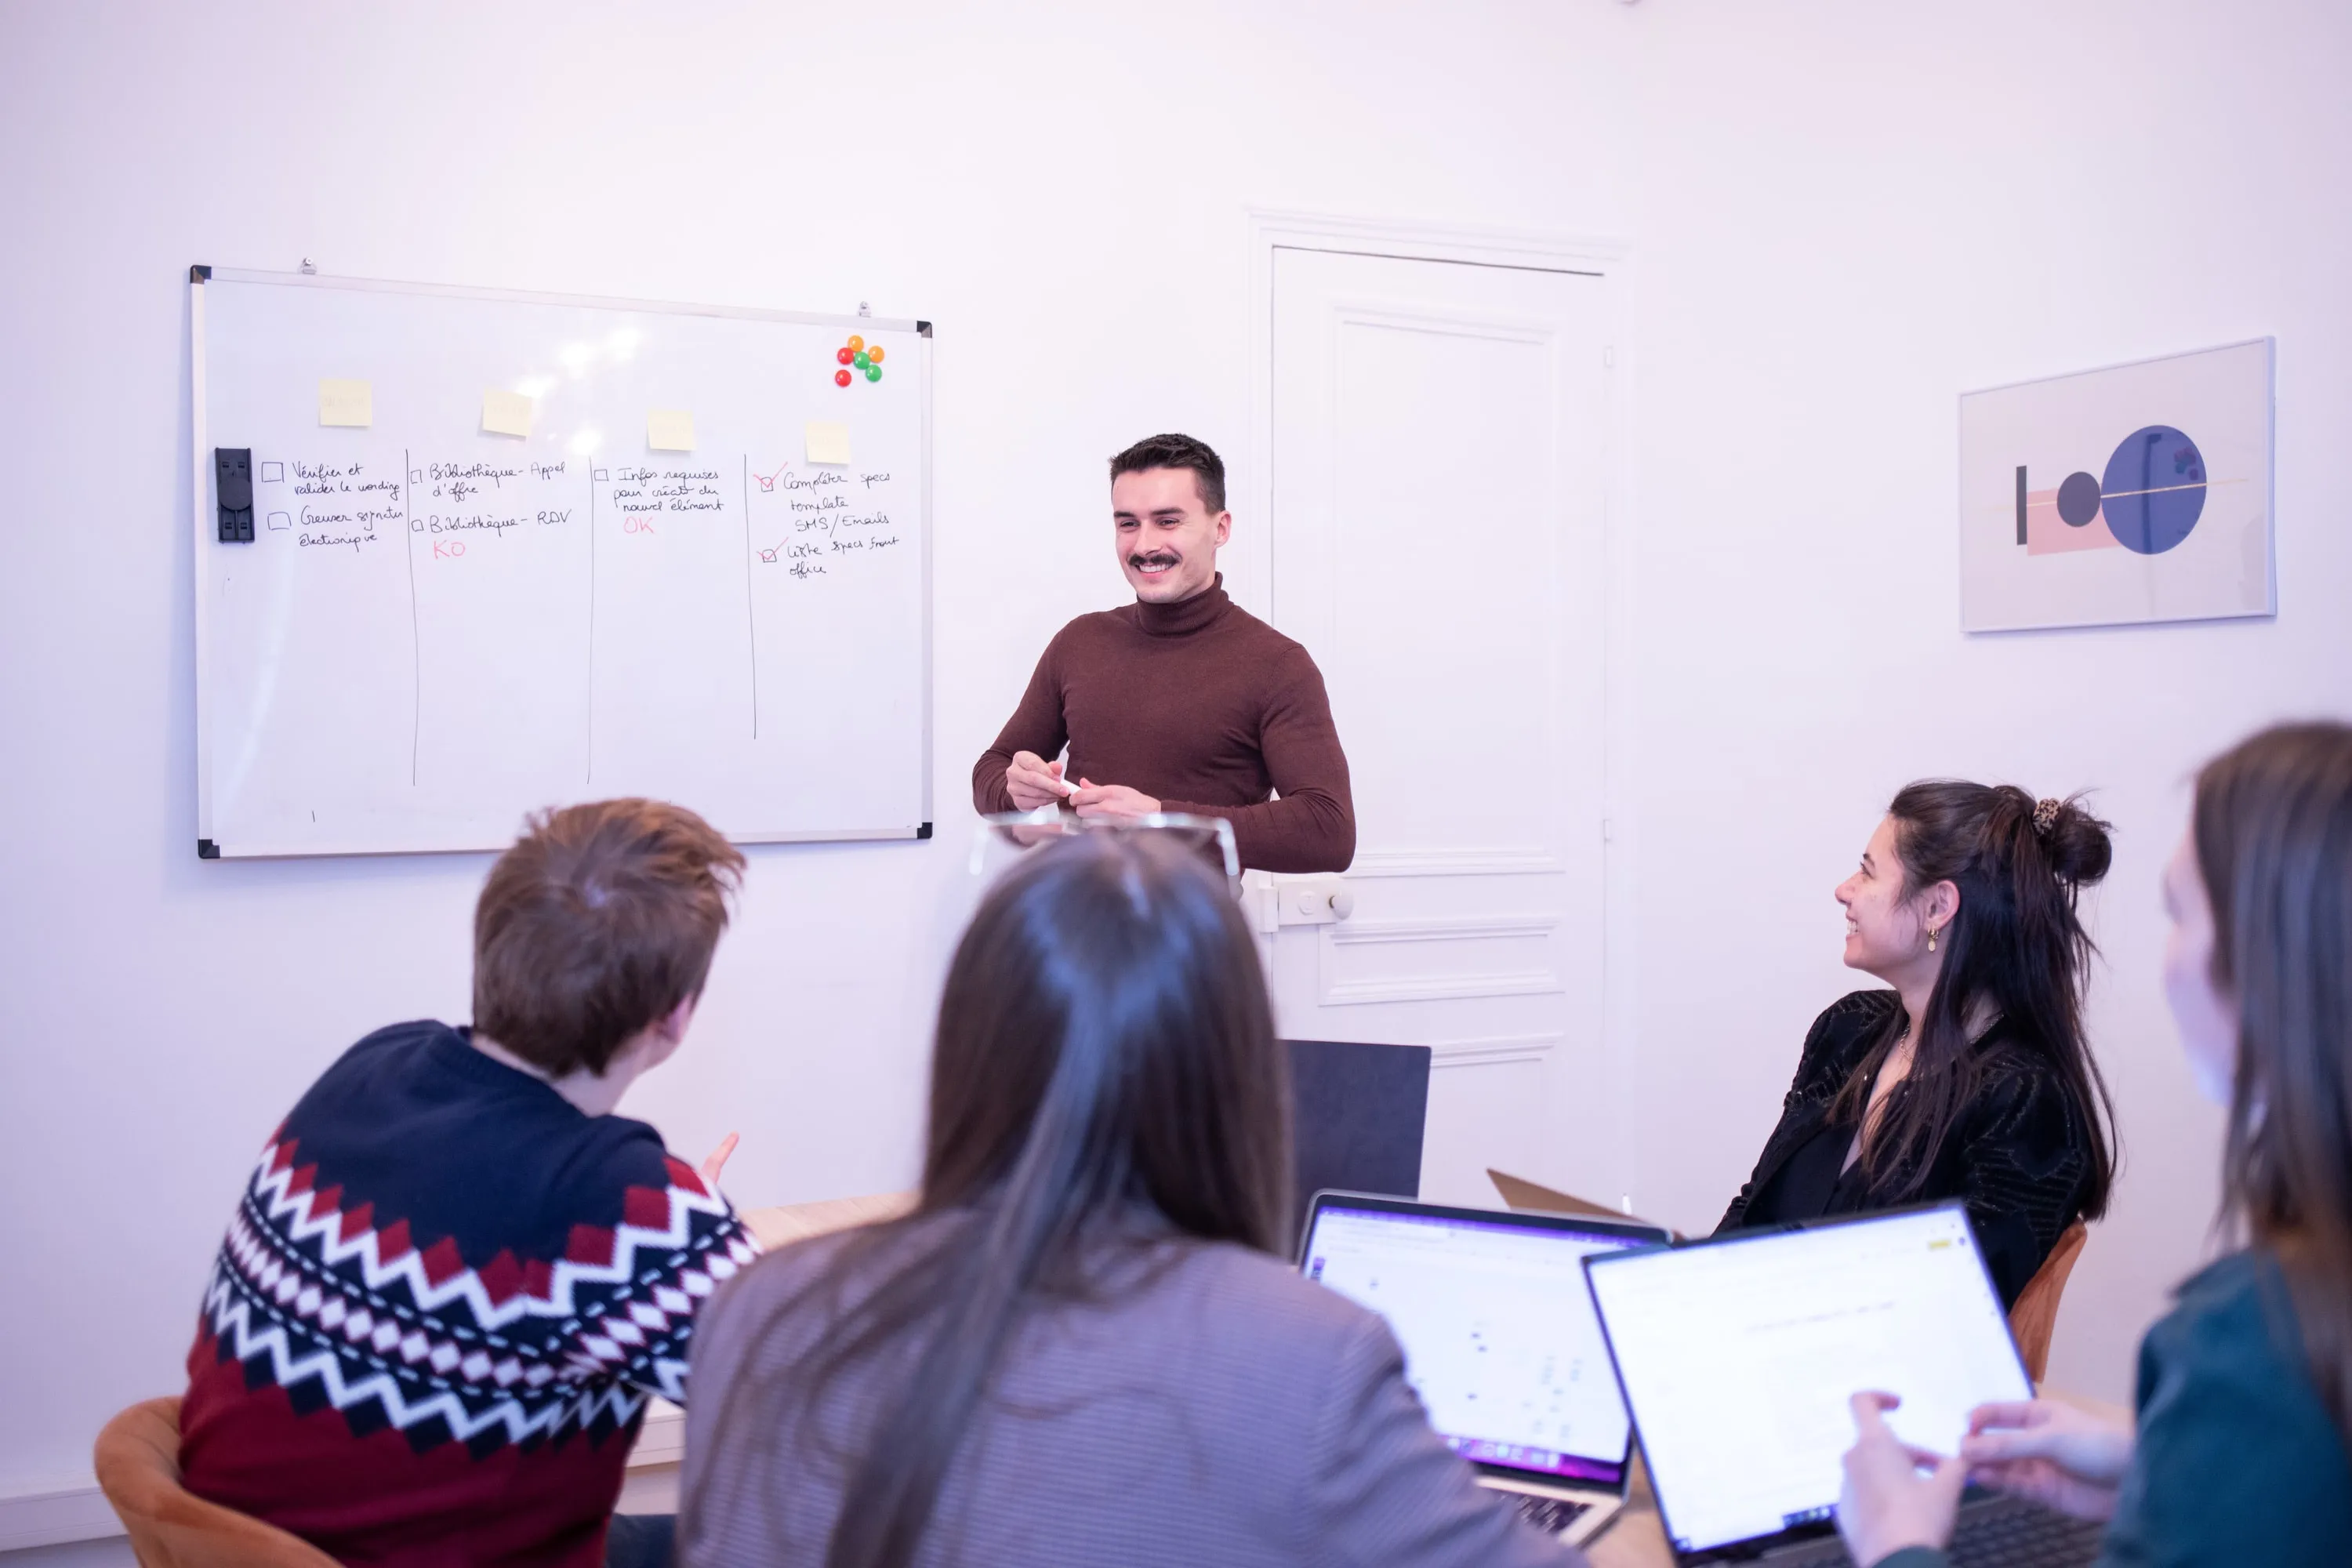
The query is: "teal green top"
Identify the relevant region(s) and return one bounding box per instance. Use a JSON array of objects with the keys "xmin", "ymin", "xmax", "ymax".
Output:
[{"xmin": 1875, "ymin": 1249, "xmax": 2352, "ymax": 1567}]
